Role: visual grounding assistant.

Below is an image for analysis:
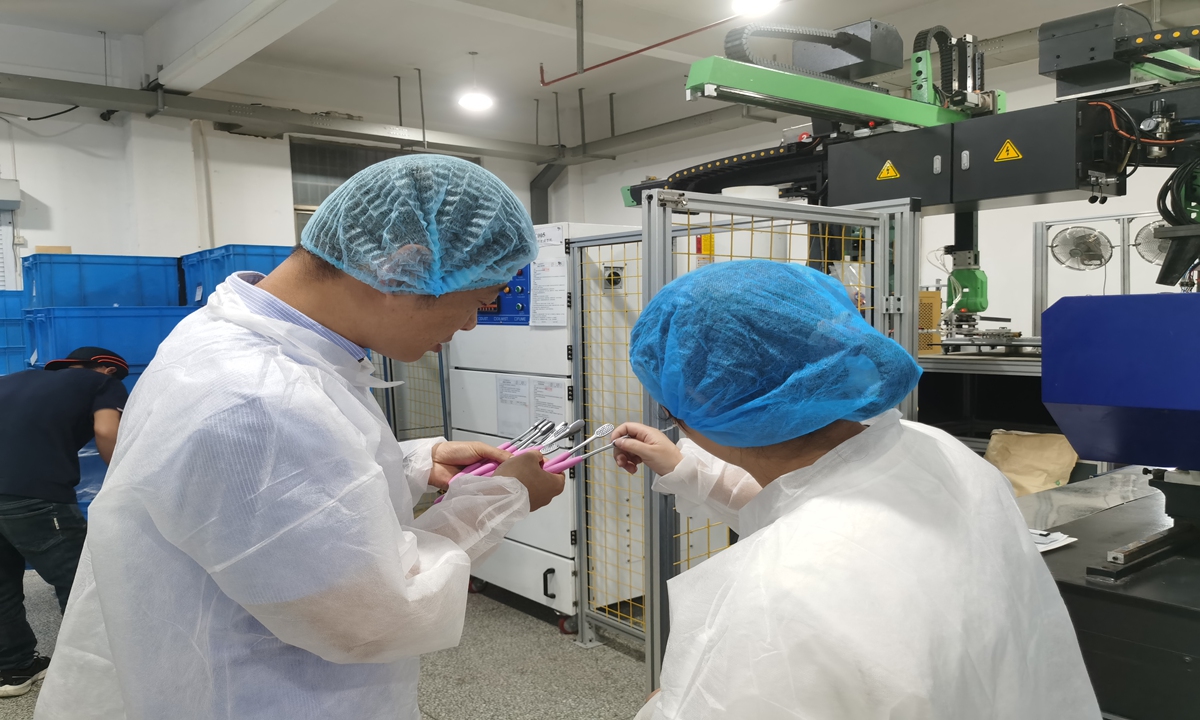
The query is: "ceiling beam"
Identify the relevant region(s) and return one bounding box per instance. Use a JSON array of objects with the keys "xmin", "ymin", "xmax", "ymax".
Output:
[
  {"xmin": 0, "ymin": 73, "xmax": 560, "ymax": 163},
  {"xmin": 0, "ymin": 72, "xmax": 780, "ymax": 167},
  {"xmin": 145, "ymin": 0, "xmax": 340, "ymax": 93}
]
